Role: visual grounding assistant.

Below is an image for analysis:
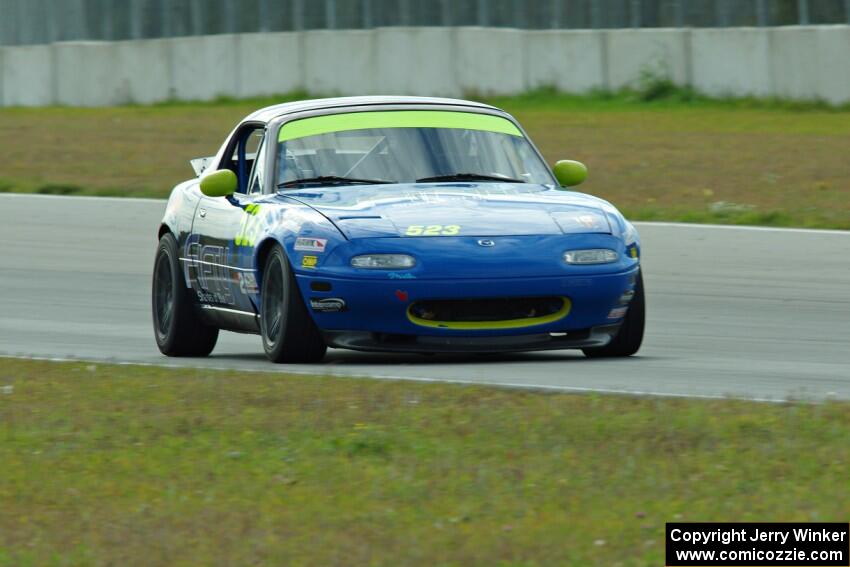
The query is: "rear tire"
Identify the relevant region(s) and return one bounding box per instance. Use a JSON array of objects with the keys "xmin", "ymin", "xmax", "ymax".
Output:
[
  {"xmin": 260, "ymin": 245, "xmax": 327, "ymax": 363},
  {"xmin": 582, "ymin": 271, "xmax": 645, "ymax": 358},
  {"xmin": 152, "ymin": 233, "xmax": 219, "ymax": 356}
]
